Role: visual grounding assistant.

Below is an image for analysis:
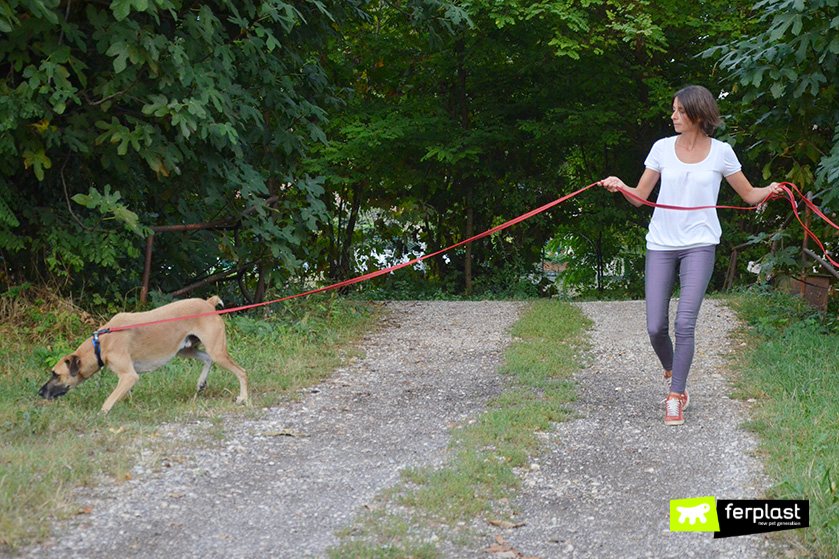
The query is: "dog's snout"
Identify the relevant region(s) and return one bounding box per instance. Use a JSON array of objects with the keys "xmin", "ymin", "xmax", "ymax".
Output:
[{"xmin": 39, "ymin": 374, "xmax": 69, "ymax": 400}]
